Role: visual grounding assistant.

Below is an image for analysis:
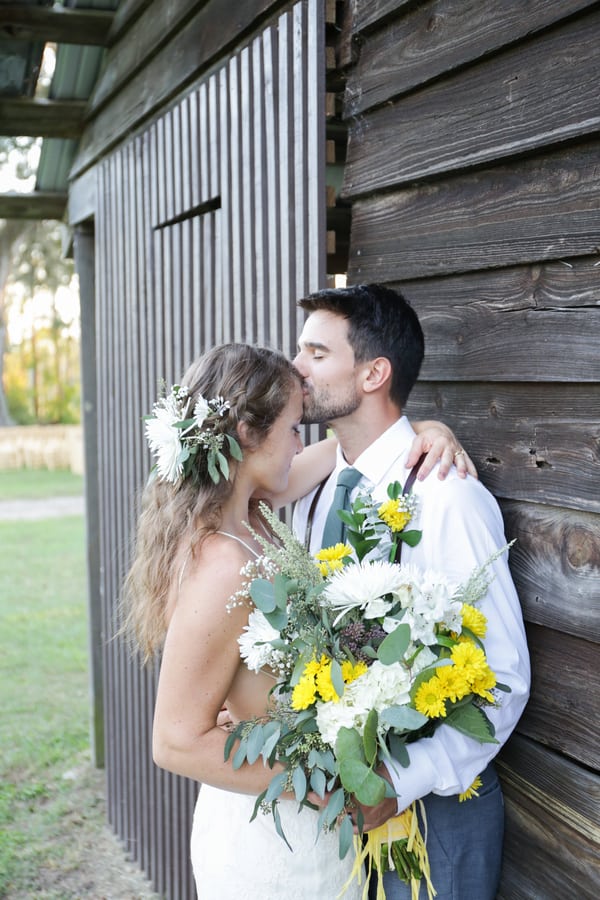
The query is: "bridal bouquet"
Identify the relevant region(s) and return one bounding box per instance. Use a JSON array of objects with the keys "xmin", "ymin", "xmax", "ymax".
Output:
[{"xmin": 225, "ymin": 483, "xmax": 510, "ymax": 900}]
